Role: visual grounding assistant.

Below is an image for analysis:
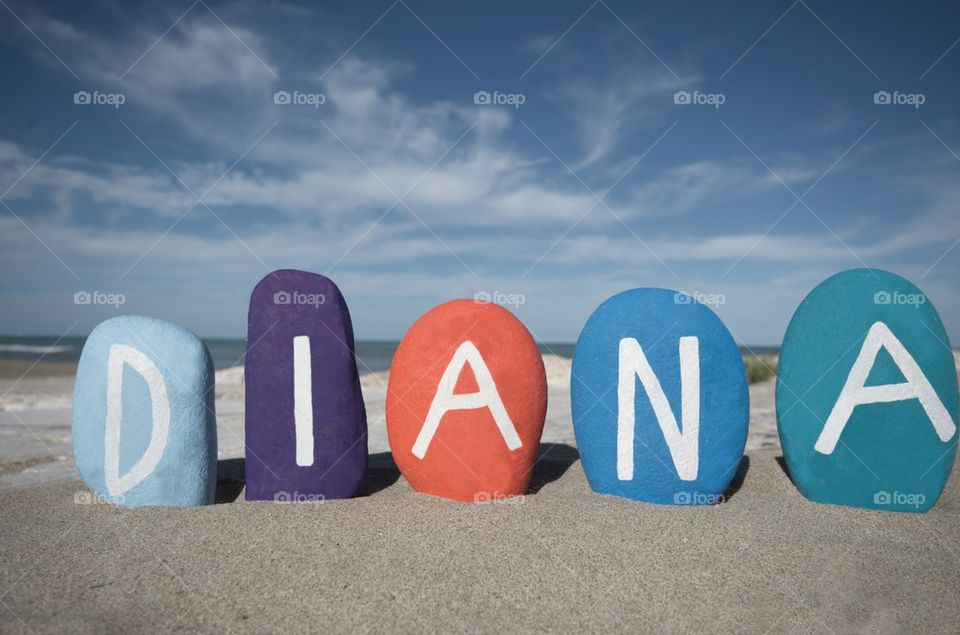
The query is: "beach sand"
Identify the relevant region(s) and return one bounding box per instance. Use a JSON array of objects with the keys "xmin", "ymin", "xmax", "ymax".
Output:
[{"xmin": 1, "ymin": 356, "xmax": 958, "ymax": 632}]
